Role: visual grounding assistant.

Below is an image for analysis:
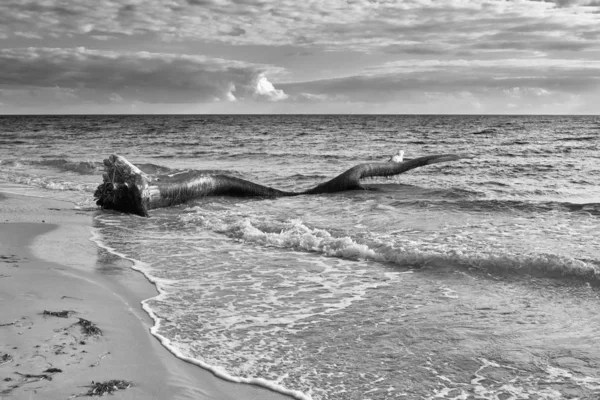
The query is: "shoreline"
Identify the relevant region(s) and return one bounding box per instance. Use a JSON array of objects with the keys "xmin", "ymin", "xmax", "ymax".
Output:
[{"xmin": 0, "ymin": 184, "xmax": 291, "ymax": 400}]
